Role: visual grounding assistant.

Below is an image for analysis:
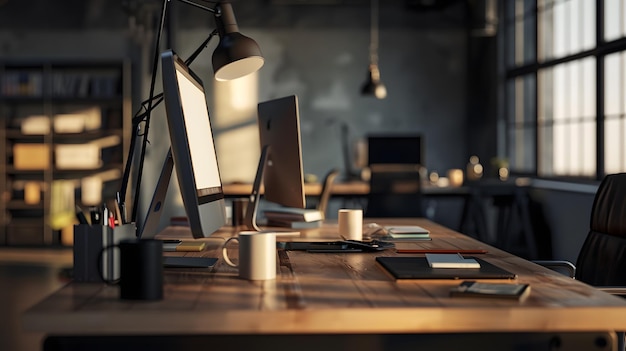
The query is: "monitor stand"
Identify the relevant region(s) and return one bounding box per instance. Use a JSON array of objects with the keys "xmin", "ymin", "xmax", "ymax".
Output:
[
  {"xmin": 243, "ymin": 145, "xmax": 299, "ymax": 236},
  {"xmin": 139, "ymin": 147, "xmax": 218, "ymax": 268},
  {"xmin": 244, "ymin": 145, "xmax": 269, "ymax": 231}
]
